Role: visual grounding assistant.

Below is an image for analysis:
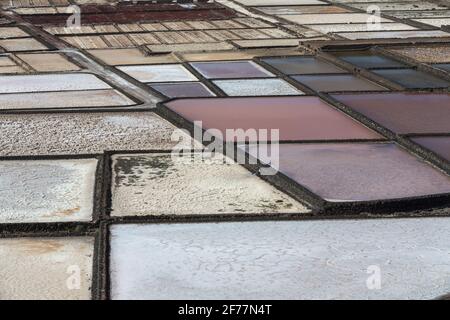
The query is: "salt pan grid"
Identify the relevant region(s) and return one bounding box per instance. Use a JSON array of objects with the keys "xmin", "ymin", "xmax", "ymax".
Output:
[{"xmin": 1, "ymin": 0, "xmax": 450, "ymax": 301}]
